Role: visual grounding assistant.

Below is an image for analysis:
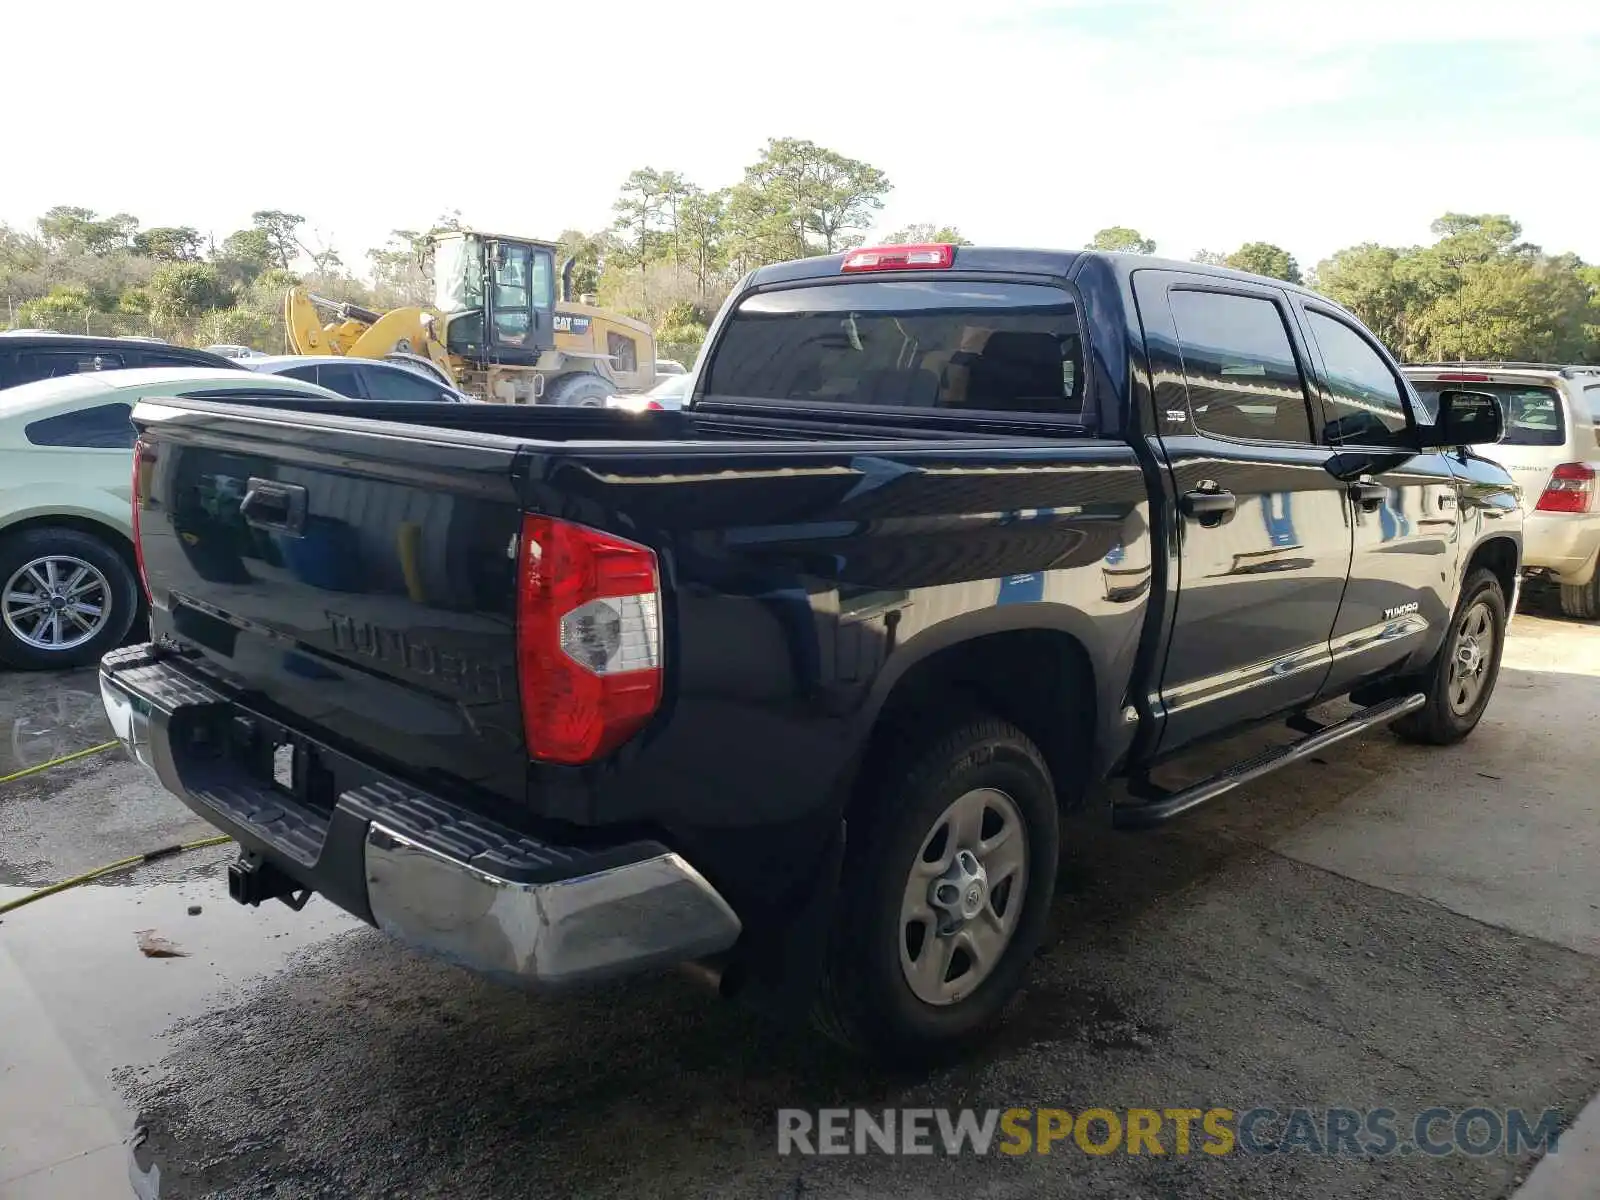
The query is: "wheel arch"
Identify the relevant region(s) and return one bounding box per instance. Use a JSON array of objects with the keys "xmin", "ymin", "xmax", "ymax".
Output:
[
  {"xmin": 1464, "ymin": 534, "xmax": 1520, "ymax": 607},
  {"xmin": 852, "ymin": 611, "xmax": 1105, "ymax": 812}
]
